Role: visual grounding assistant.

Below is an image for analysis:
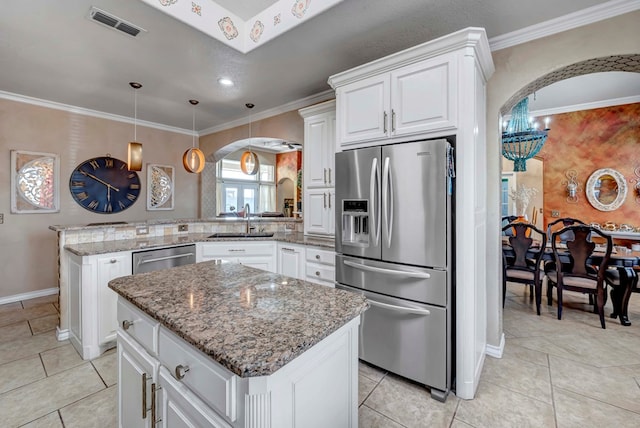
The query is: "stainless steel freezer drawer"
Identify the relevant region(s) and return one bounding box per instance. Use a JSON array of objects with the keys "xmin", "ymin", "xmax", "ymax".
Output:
[
  {"xmin": 336, "ymin": 284, "xmax": 448, "ymax": 392},
  {"xmin": 335, "ymin": 254, "xmax": 447, "ymax": 306}
]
